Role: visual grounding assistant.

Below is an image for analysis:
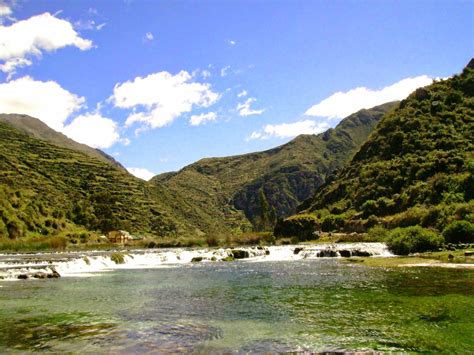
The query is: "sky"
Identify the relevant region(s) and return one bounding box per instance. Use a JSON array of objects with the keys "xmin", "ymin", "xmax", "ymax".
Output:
[{"xmin": 0, "ymin": 0, "xmax": 472, "ymax": 180}]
